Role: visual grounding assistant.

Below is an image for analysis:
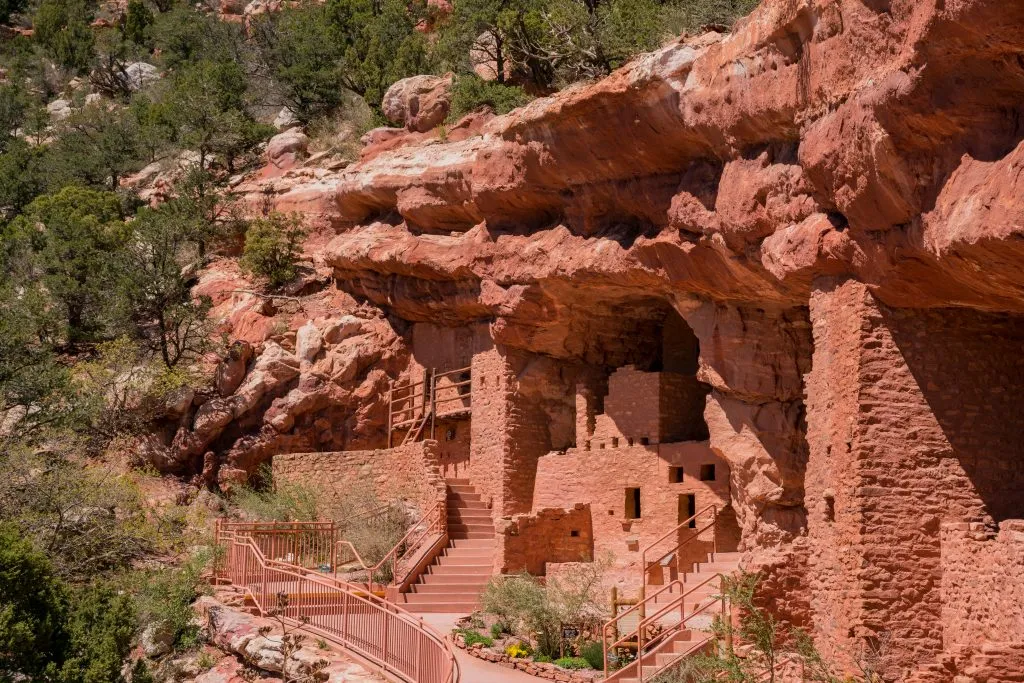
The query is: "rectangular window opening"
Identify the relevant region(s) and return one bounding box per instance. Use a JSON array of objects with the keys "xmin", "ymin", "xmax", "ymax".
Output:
[
  {"xmin": 625, "ymin": 487, "xmax": 641, "ymax": 519},
  {"xmin": 680, "ymin": 494, "xmax": 697, "ymax": 528},
  {"xmin": 669, "ymin": 466, "xmax": 684, "ymax": 483},
  {"xmin": 700, "ymin": 464, "xmax": 716, "ymax": 481},
  {"xmin": 570, "ymin": 529, "xmax": 580, "ymax": 538}
]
